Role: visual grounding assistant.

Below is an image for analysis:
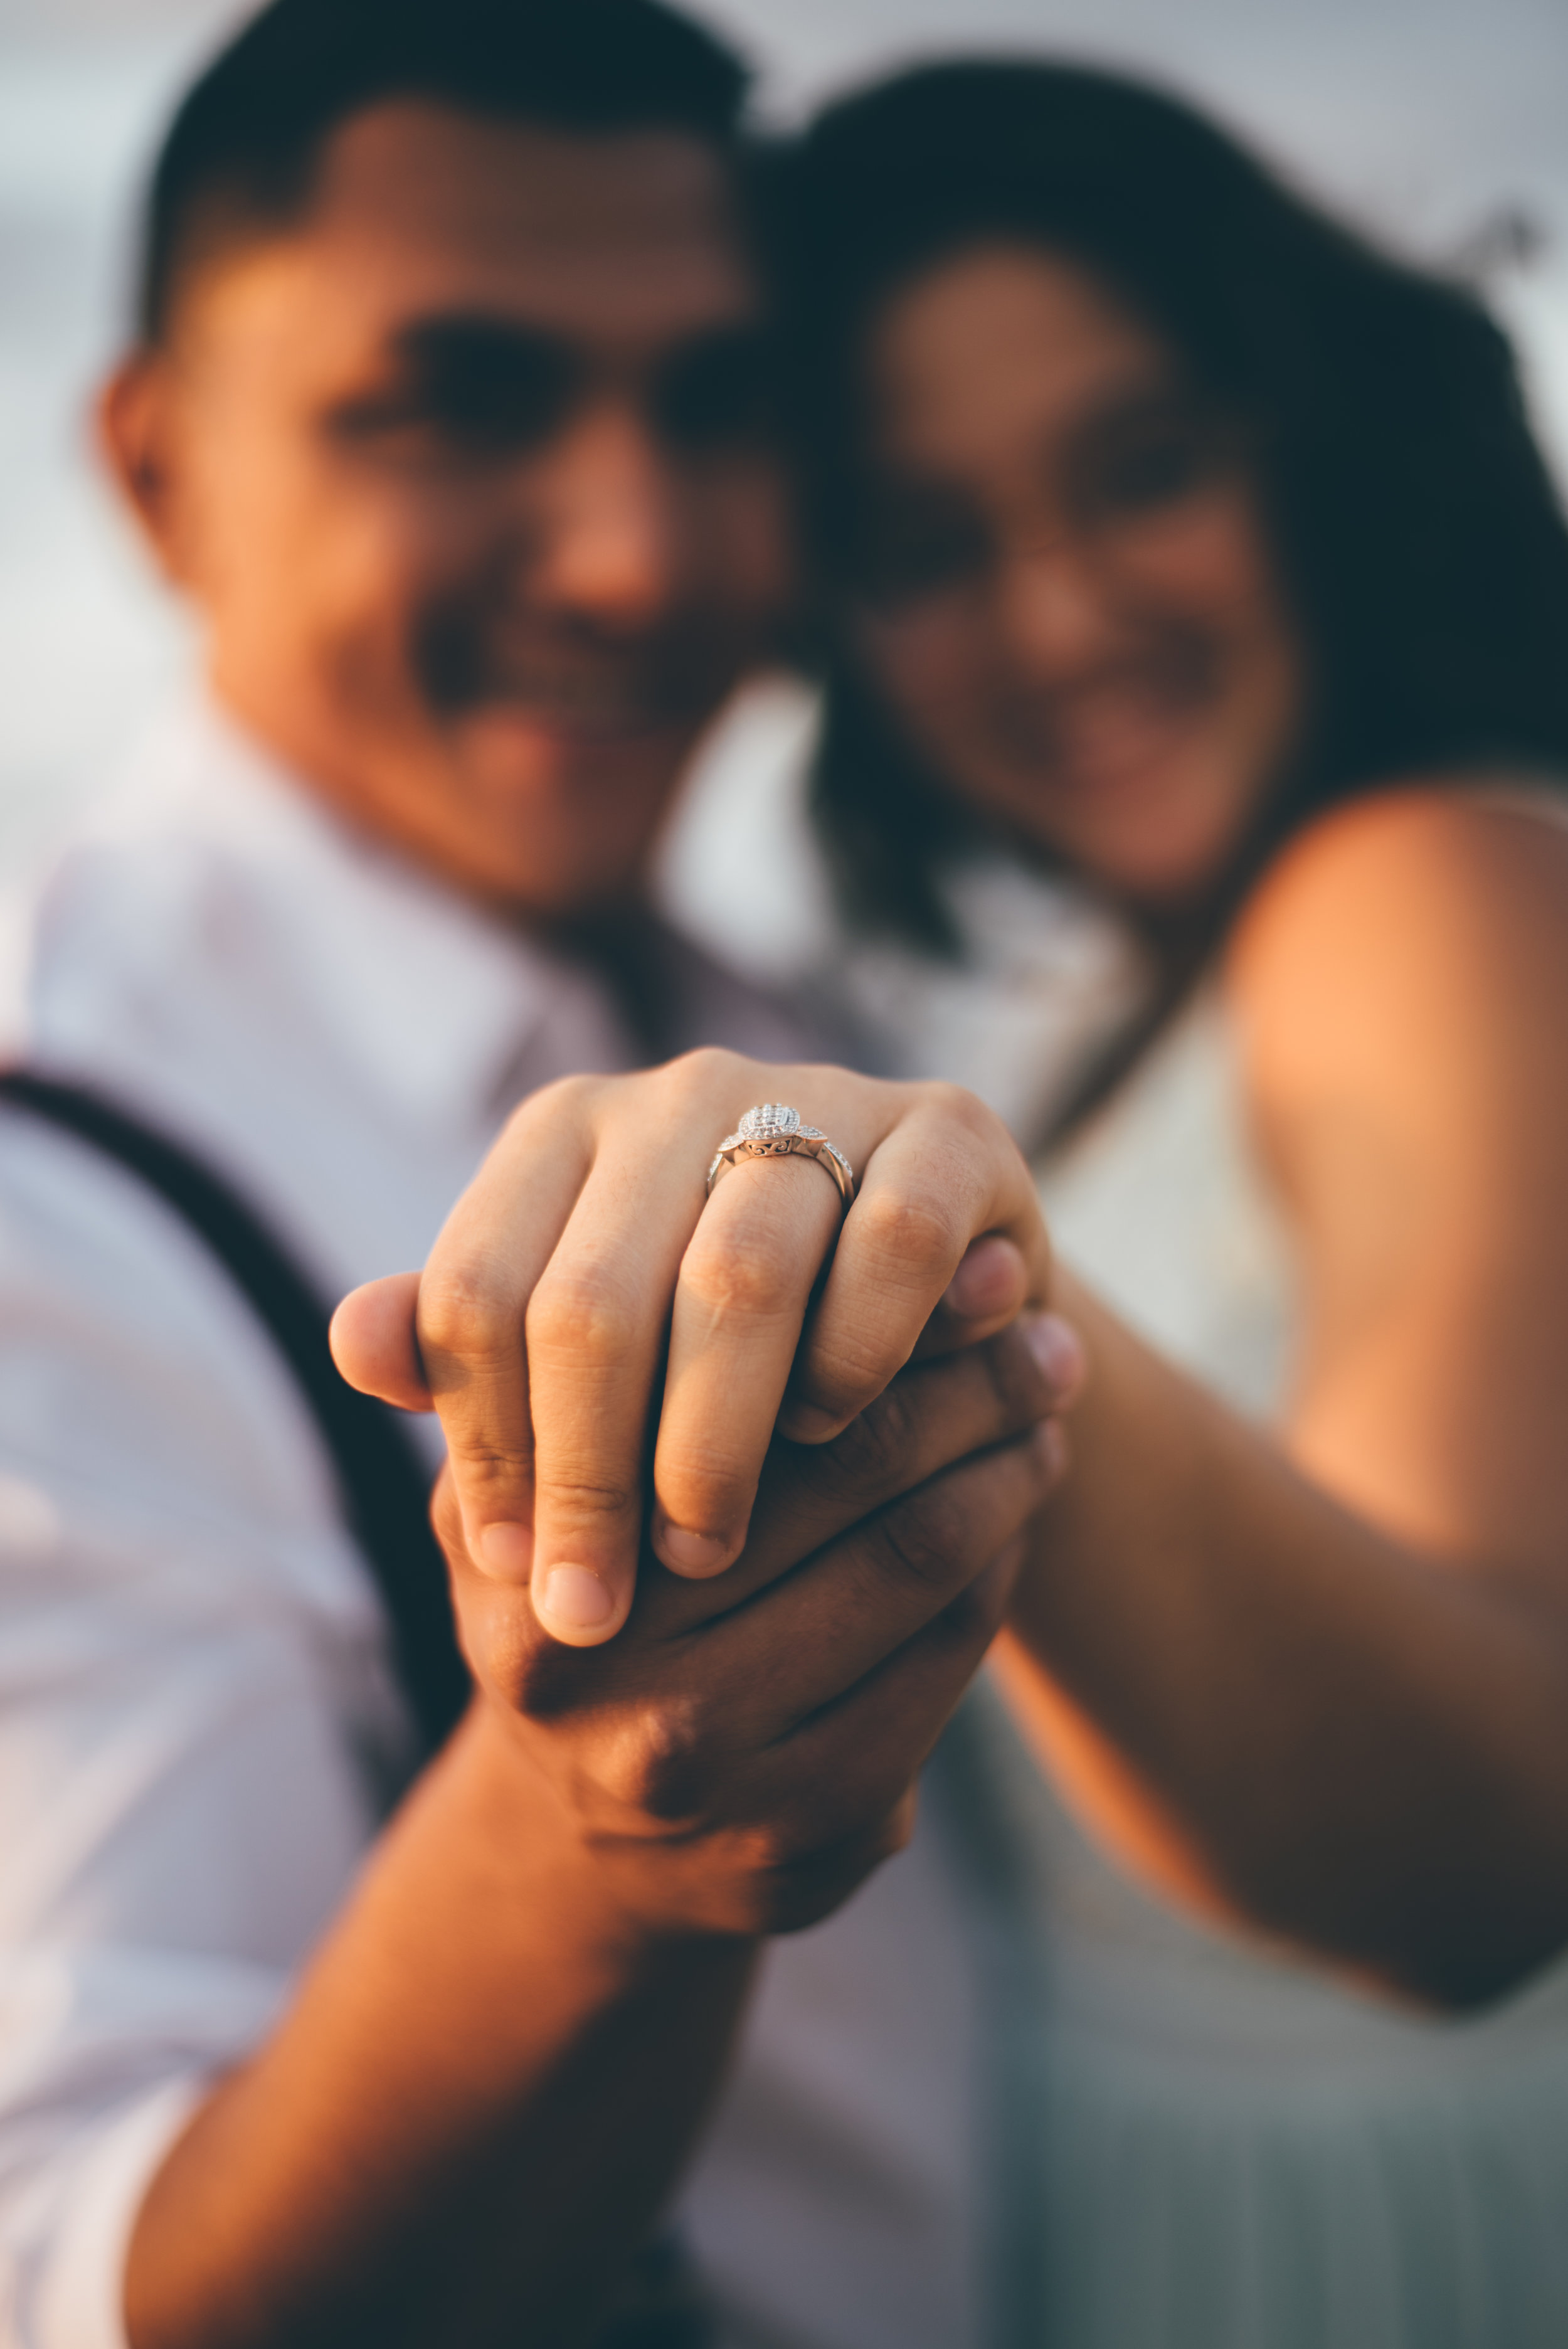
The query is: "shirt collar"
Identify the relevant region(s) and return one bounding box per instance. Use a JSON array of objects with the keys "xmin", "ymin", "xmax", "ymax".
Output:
[{"xmin": 29, "ymin": 692, "xmax": 628, "ymax": 1133}]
